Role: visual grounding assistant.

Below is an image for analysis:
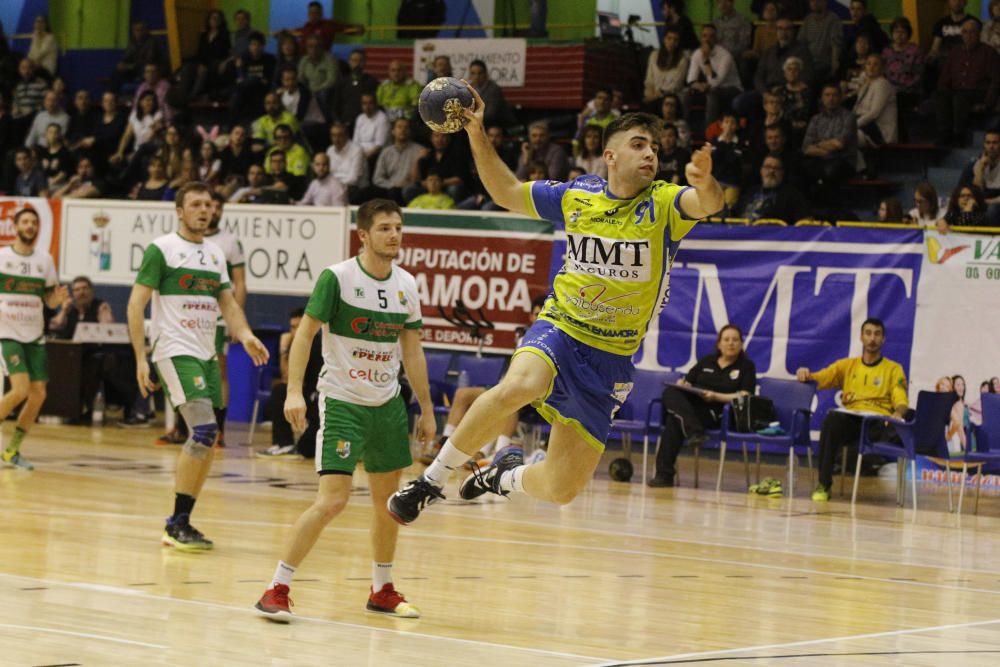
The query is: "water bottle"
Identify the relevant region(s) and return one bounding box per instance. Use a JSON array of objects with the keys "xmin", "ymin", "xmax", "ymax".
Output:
[
  {"xmin": 92, "ymin": 390, "xmax": 105, "ymax": 426},
  {"xmin": 457, "ymin": 370, "xmax": 469, "ymax": 389}
]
